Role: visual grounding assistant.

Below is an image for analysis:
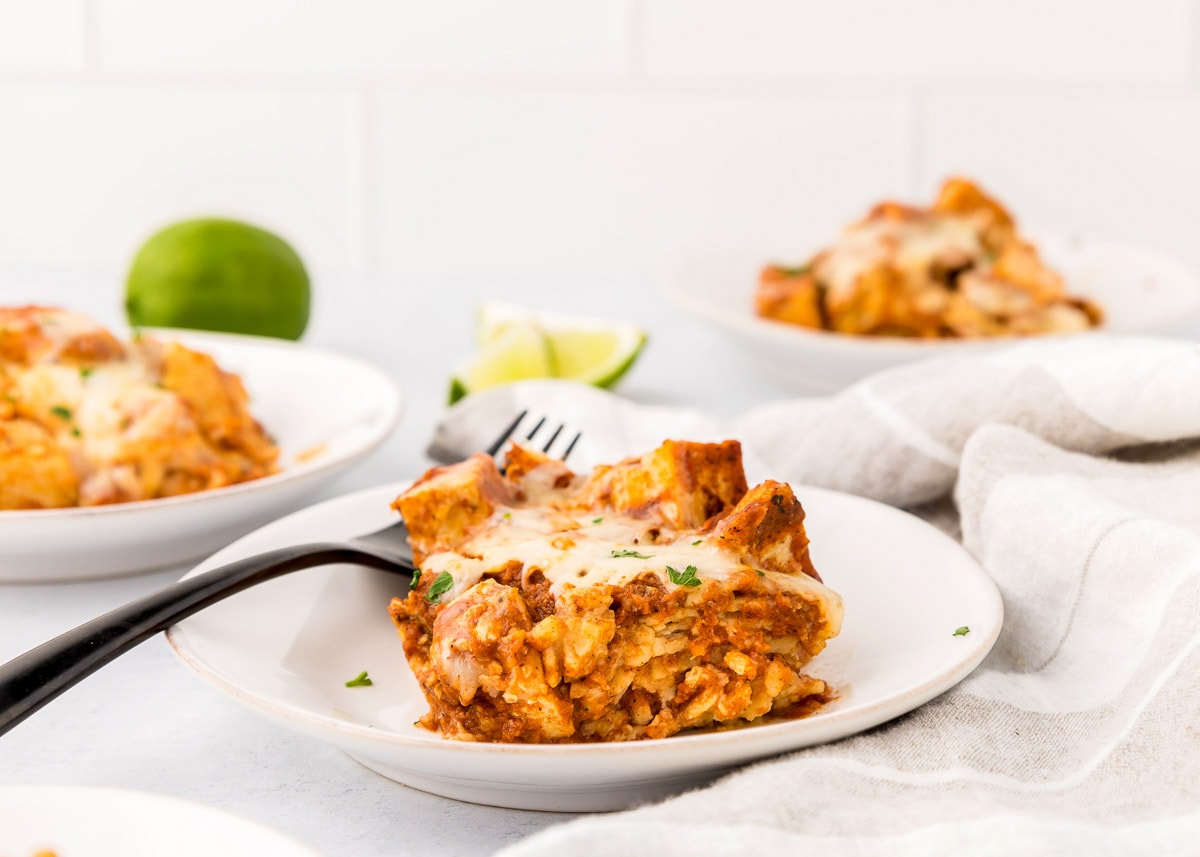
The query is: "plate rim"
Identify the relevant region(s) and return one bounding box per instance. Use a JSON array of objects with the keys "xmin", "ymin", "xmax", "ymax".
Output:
[
  {"xmin": 0, "ymin": 783, "xmax": 325, "ymax": 856},
  {"xmin": 167, "ymin": 479, "xmax": 1004, "ymax": 761}
]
